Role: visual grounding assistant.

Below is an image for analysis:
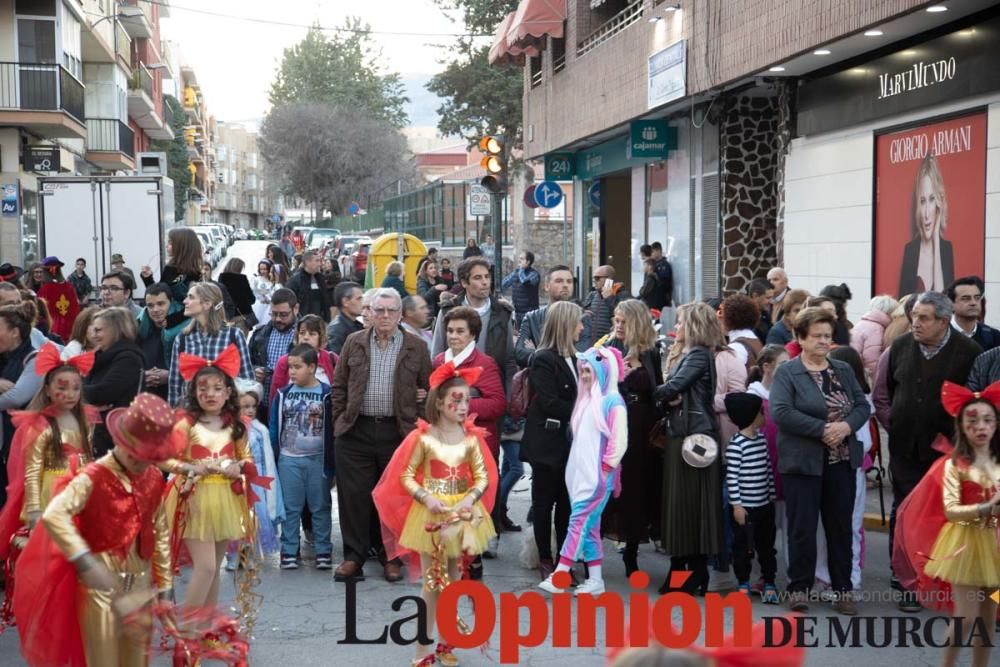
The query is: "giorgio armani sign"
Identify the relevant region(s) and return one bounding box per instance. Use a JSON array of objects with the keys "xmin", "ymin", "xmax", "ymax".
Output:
[{"xmin": 797, "ymin": 14, "xmax": 1000, "ymax": 135}]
